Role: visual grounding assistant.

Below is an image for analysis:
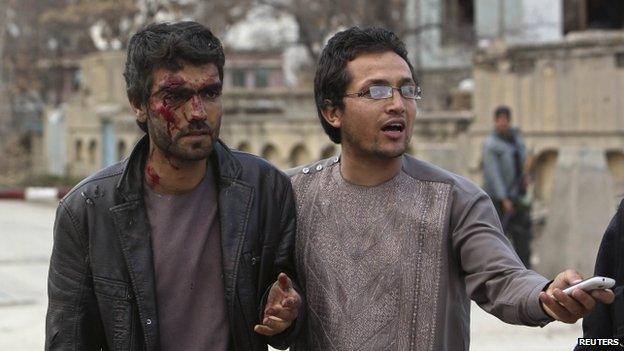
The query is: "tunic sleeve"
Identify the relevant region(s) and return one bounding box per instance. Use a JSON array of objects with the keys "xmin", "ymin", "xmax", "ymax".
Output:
[{"xmin": 450, "ymin": 190, "xmax": 552, "ymax": 326}]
